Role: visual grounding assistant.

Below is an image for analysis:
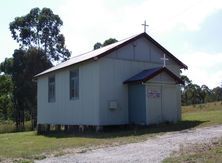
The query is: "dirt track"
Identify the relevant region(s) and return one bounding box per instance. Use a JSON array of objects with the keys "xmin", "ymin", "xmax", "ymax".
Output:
[{"xmin": 36, "ymin": 125, "xmax": 222, "ymax": 163}]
